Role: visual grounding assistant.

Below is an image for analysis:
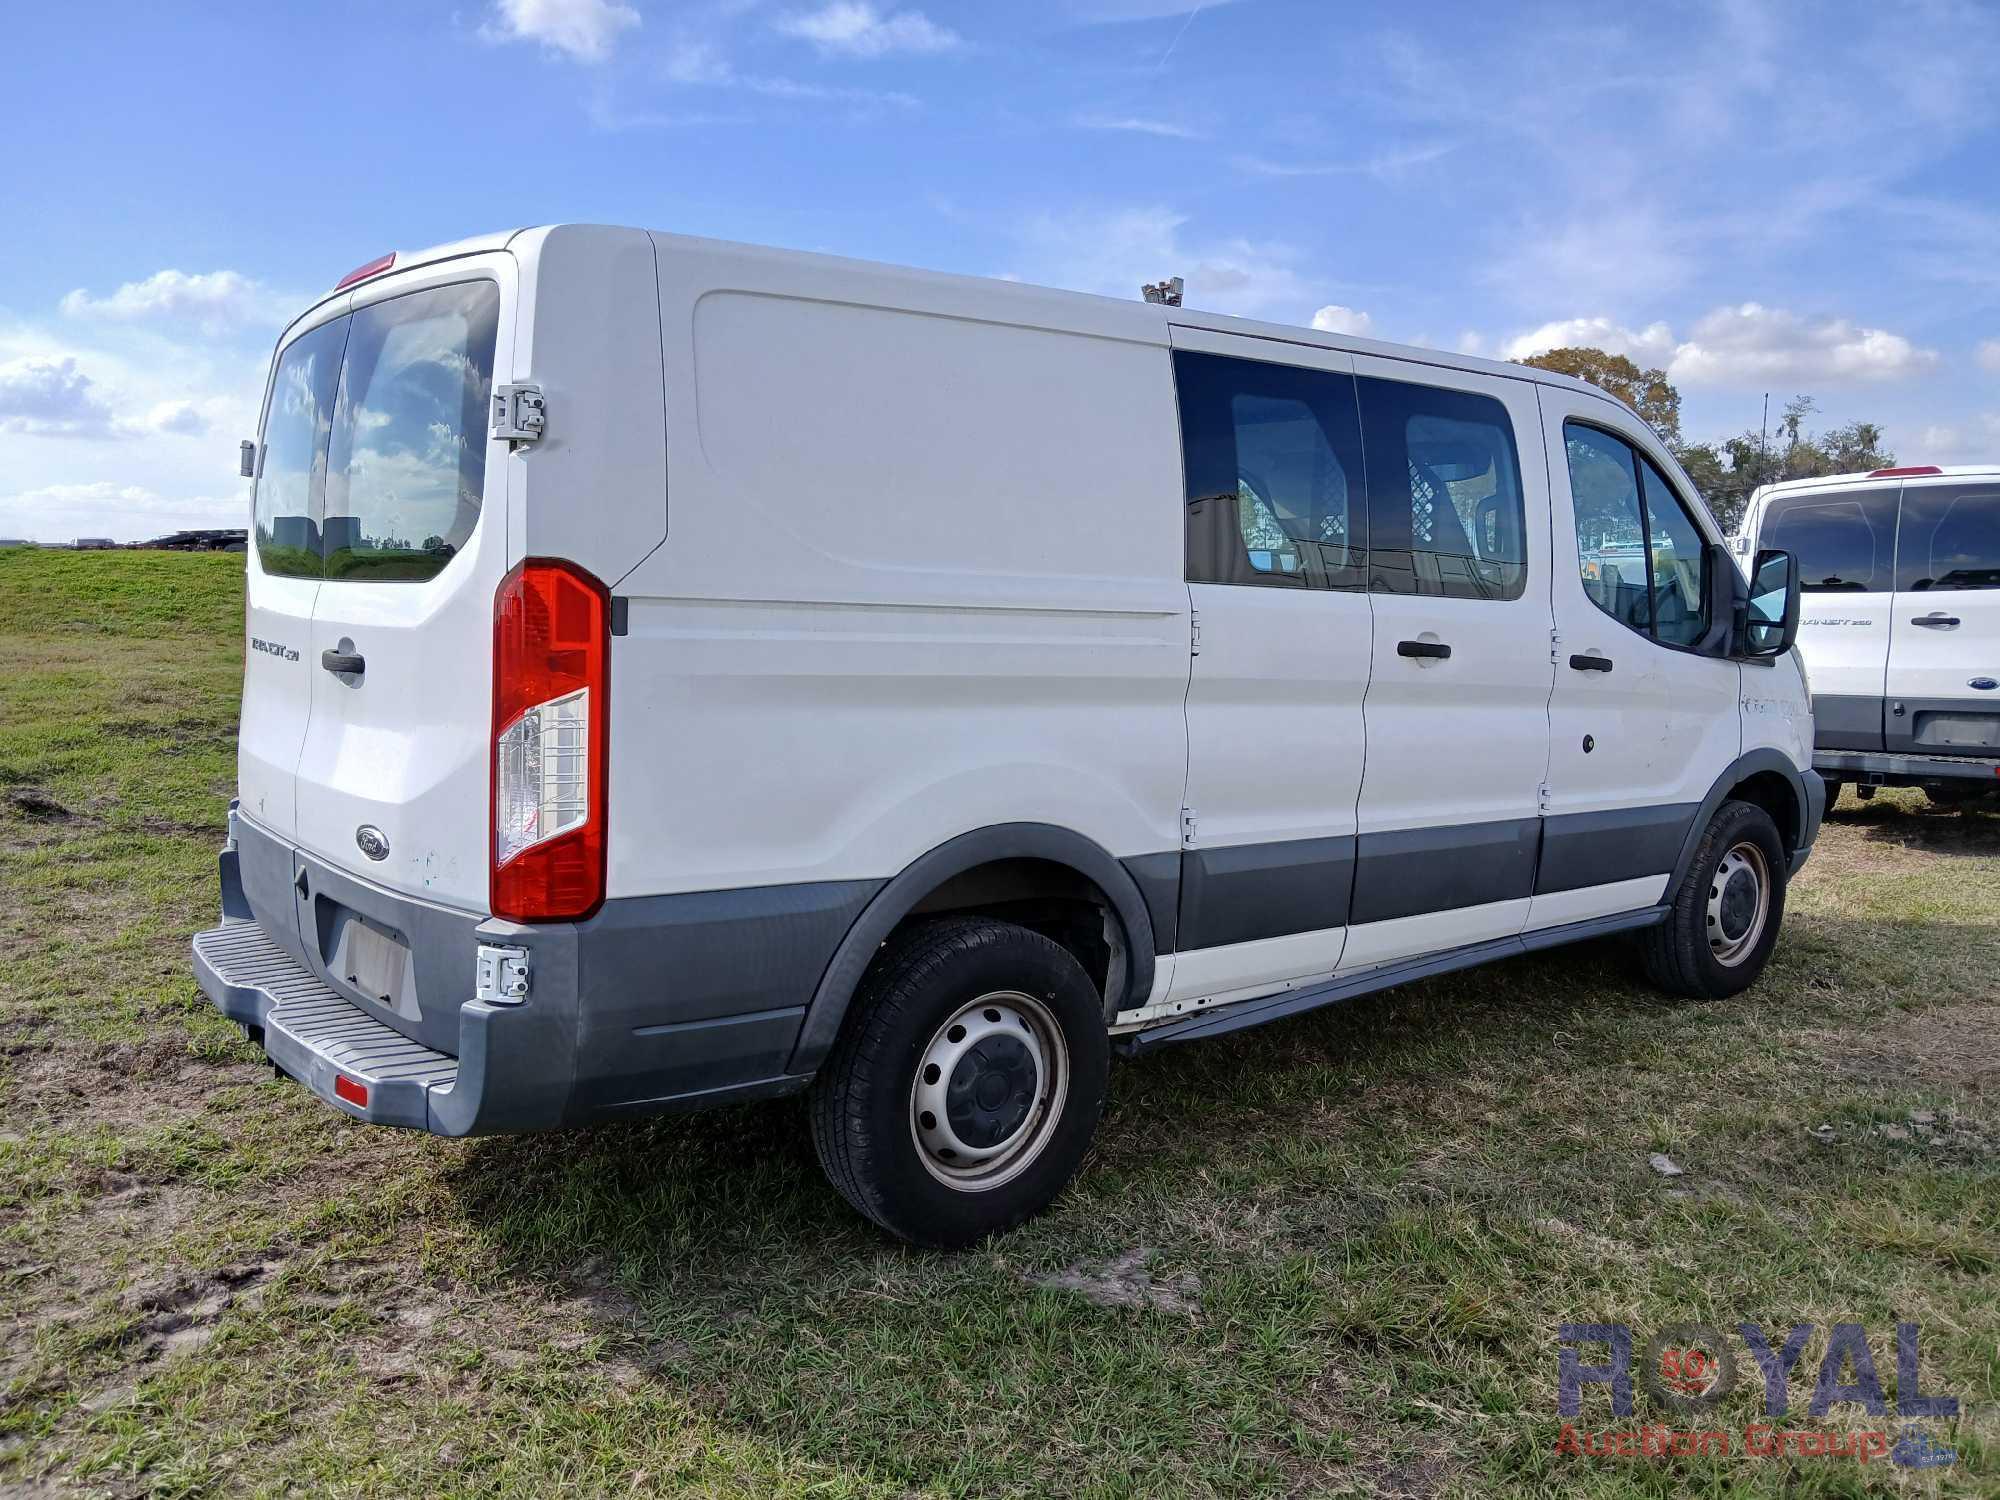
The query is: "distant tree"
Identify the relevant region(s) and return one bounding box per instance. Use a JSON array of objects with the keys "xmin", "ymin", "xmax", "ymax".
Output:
[
  {"xmin": 1517, "ymin": 346, "xmax": 1683, "ymax": 447},
  {"xmin": 1674, "ymin": 395, "xmax": 1895, "ymax": 532}
]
